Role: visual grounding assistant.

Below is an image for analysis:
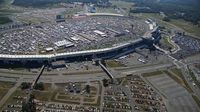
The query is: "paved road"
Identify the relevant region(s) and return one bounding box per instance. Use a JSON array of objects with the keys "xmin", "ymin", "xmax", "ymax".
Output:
[
  {"xmin": 169, "ymin": 35, "xmax": 181, "ymax": 54},
  {"xmin": 99, "ymin": 81, "xmax": 105, "ymax": 112},
  {"xmin": 0, "ymin": 63, "xmax": 173, "ymax": 83}
]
